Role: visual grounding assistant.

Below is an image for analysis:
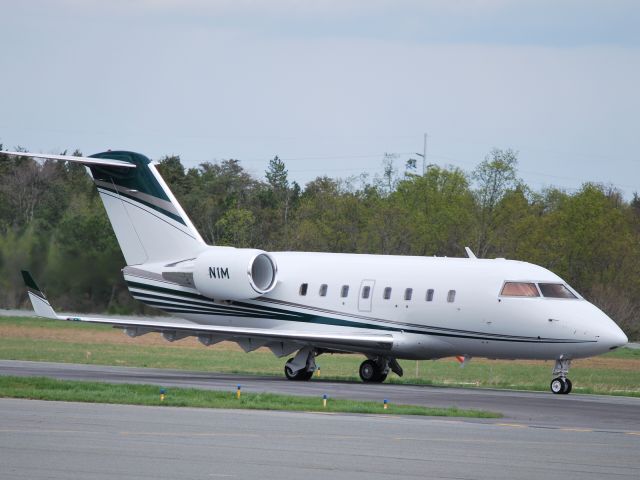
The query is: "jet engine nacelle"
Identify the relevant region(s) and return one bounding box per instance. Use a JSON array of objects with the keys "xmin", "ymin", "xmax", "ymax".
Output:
[{"xmin": 192, "ymin": 247, "xmax": 278, "ymax": 301}]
